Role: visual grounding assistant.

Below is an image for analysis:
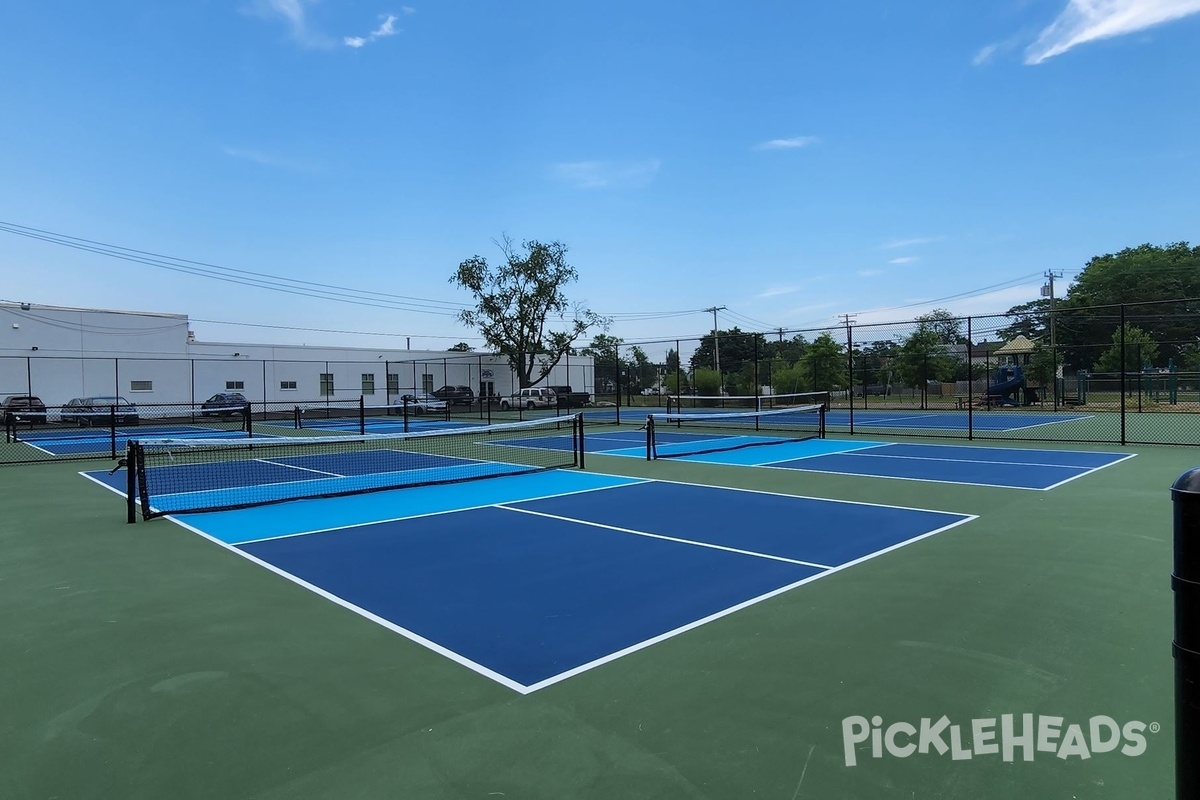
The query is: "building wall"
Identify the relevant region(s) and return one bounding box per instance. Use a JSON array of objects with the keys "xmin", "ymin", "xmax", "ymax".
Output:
[{"xmin": 0, "ymin": 303, "xmax": 594, "ymax": 406}]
